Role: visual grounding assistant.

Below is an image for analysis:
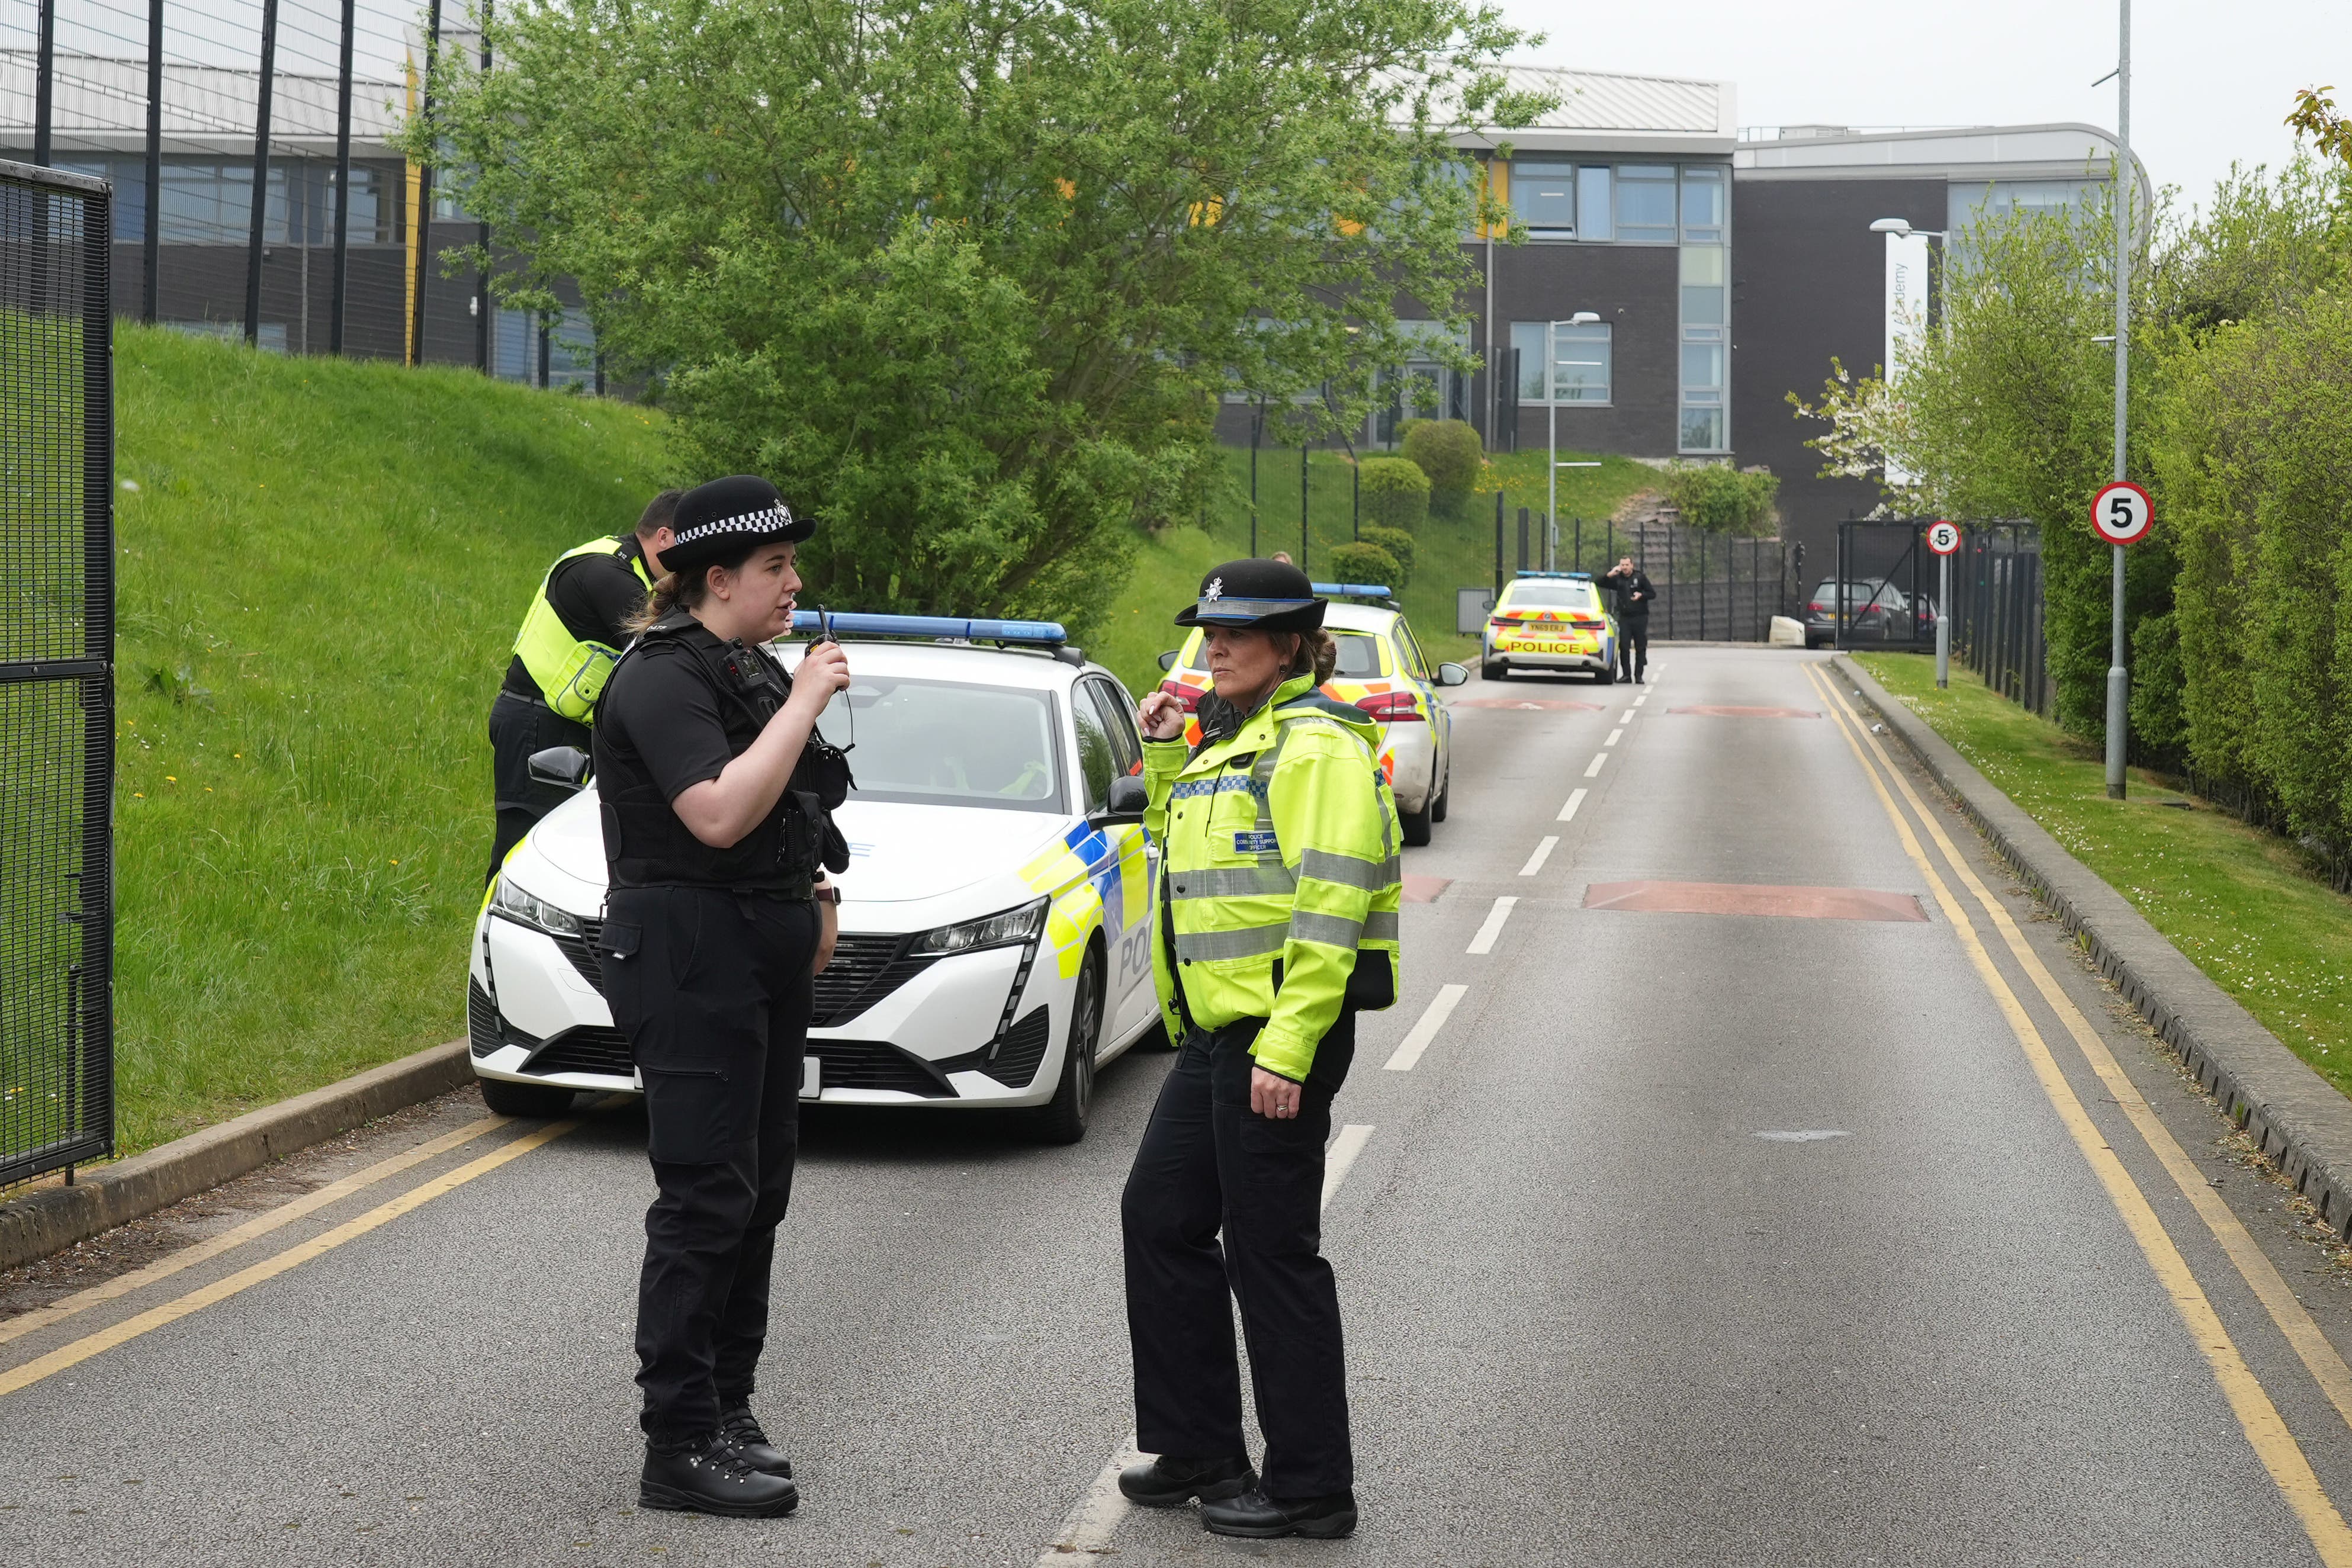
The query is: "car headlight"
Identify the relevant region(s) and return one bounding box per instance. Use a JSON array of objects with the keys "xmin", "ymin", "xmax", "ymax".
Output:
[
  {"xmin": 910, "ymin": 897, "xmax": 1047, "ymax": 957},
  {"xmin": 491, "ymin": 875, "xmax": 584, "ymax": 937}
]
